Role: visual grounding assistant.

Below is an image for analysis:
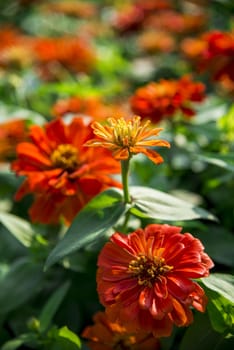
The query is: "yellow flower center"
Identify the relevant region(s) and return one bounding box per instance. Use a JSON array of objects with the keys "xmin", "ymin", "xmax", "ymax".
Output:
[
  {"xmin": 128, "ymin": 255, "xmax": 173, "ymax": 287},
  {"xmin": 51, "ymin": 144, "xmax": 78, "ymax": 171},
  {"xmin": 112, "ymin": 334, "xmax": 136, "ymax": 350},
  {"xmin": 109, "ymin": 117, "xmax": 145, "ymax": 148}
]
